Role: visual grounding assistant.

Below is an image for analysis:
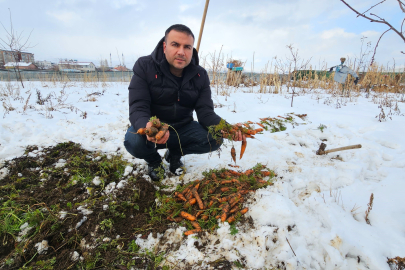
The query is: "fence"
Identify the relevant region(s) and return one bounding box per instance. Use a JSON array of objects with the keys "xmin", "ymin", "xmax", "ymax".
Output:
[{"xmin": 0, "ymin": 69, "xmax": 134, "ymax": 82}]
